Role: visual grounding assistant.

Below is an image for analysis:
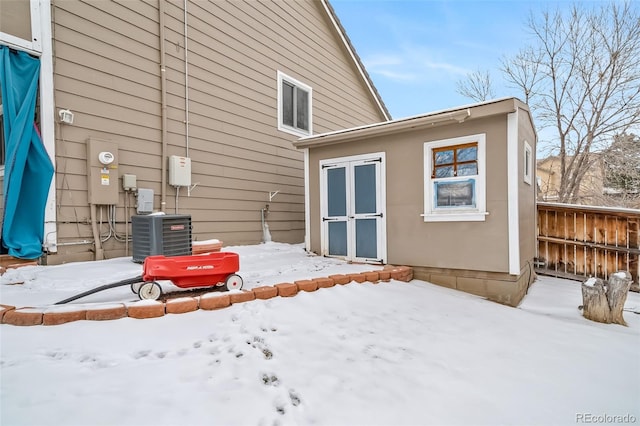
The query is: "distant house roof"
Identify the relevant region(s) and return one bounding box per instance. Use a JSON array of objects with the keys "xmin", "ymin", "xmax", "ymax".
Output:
[
  {"xmin": 295, "ymin": 97, "xmax": 534, "ymax": 149},
  {"xmin": 321, "ymin": 0, "xmax": 391, "ymax": 121},
  {"xmin": 537, "ymin": 153, "xmax": 603, "ymax": 171}
]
